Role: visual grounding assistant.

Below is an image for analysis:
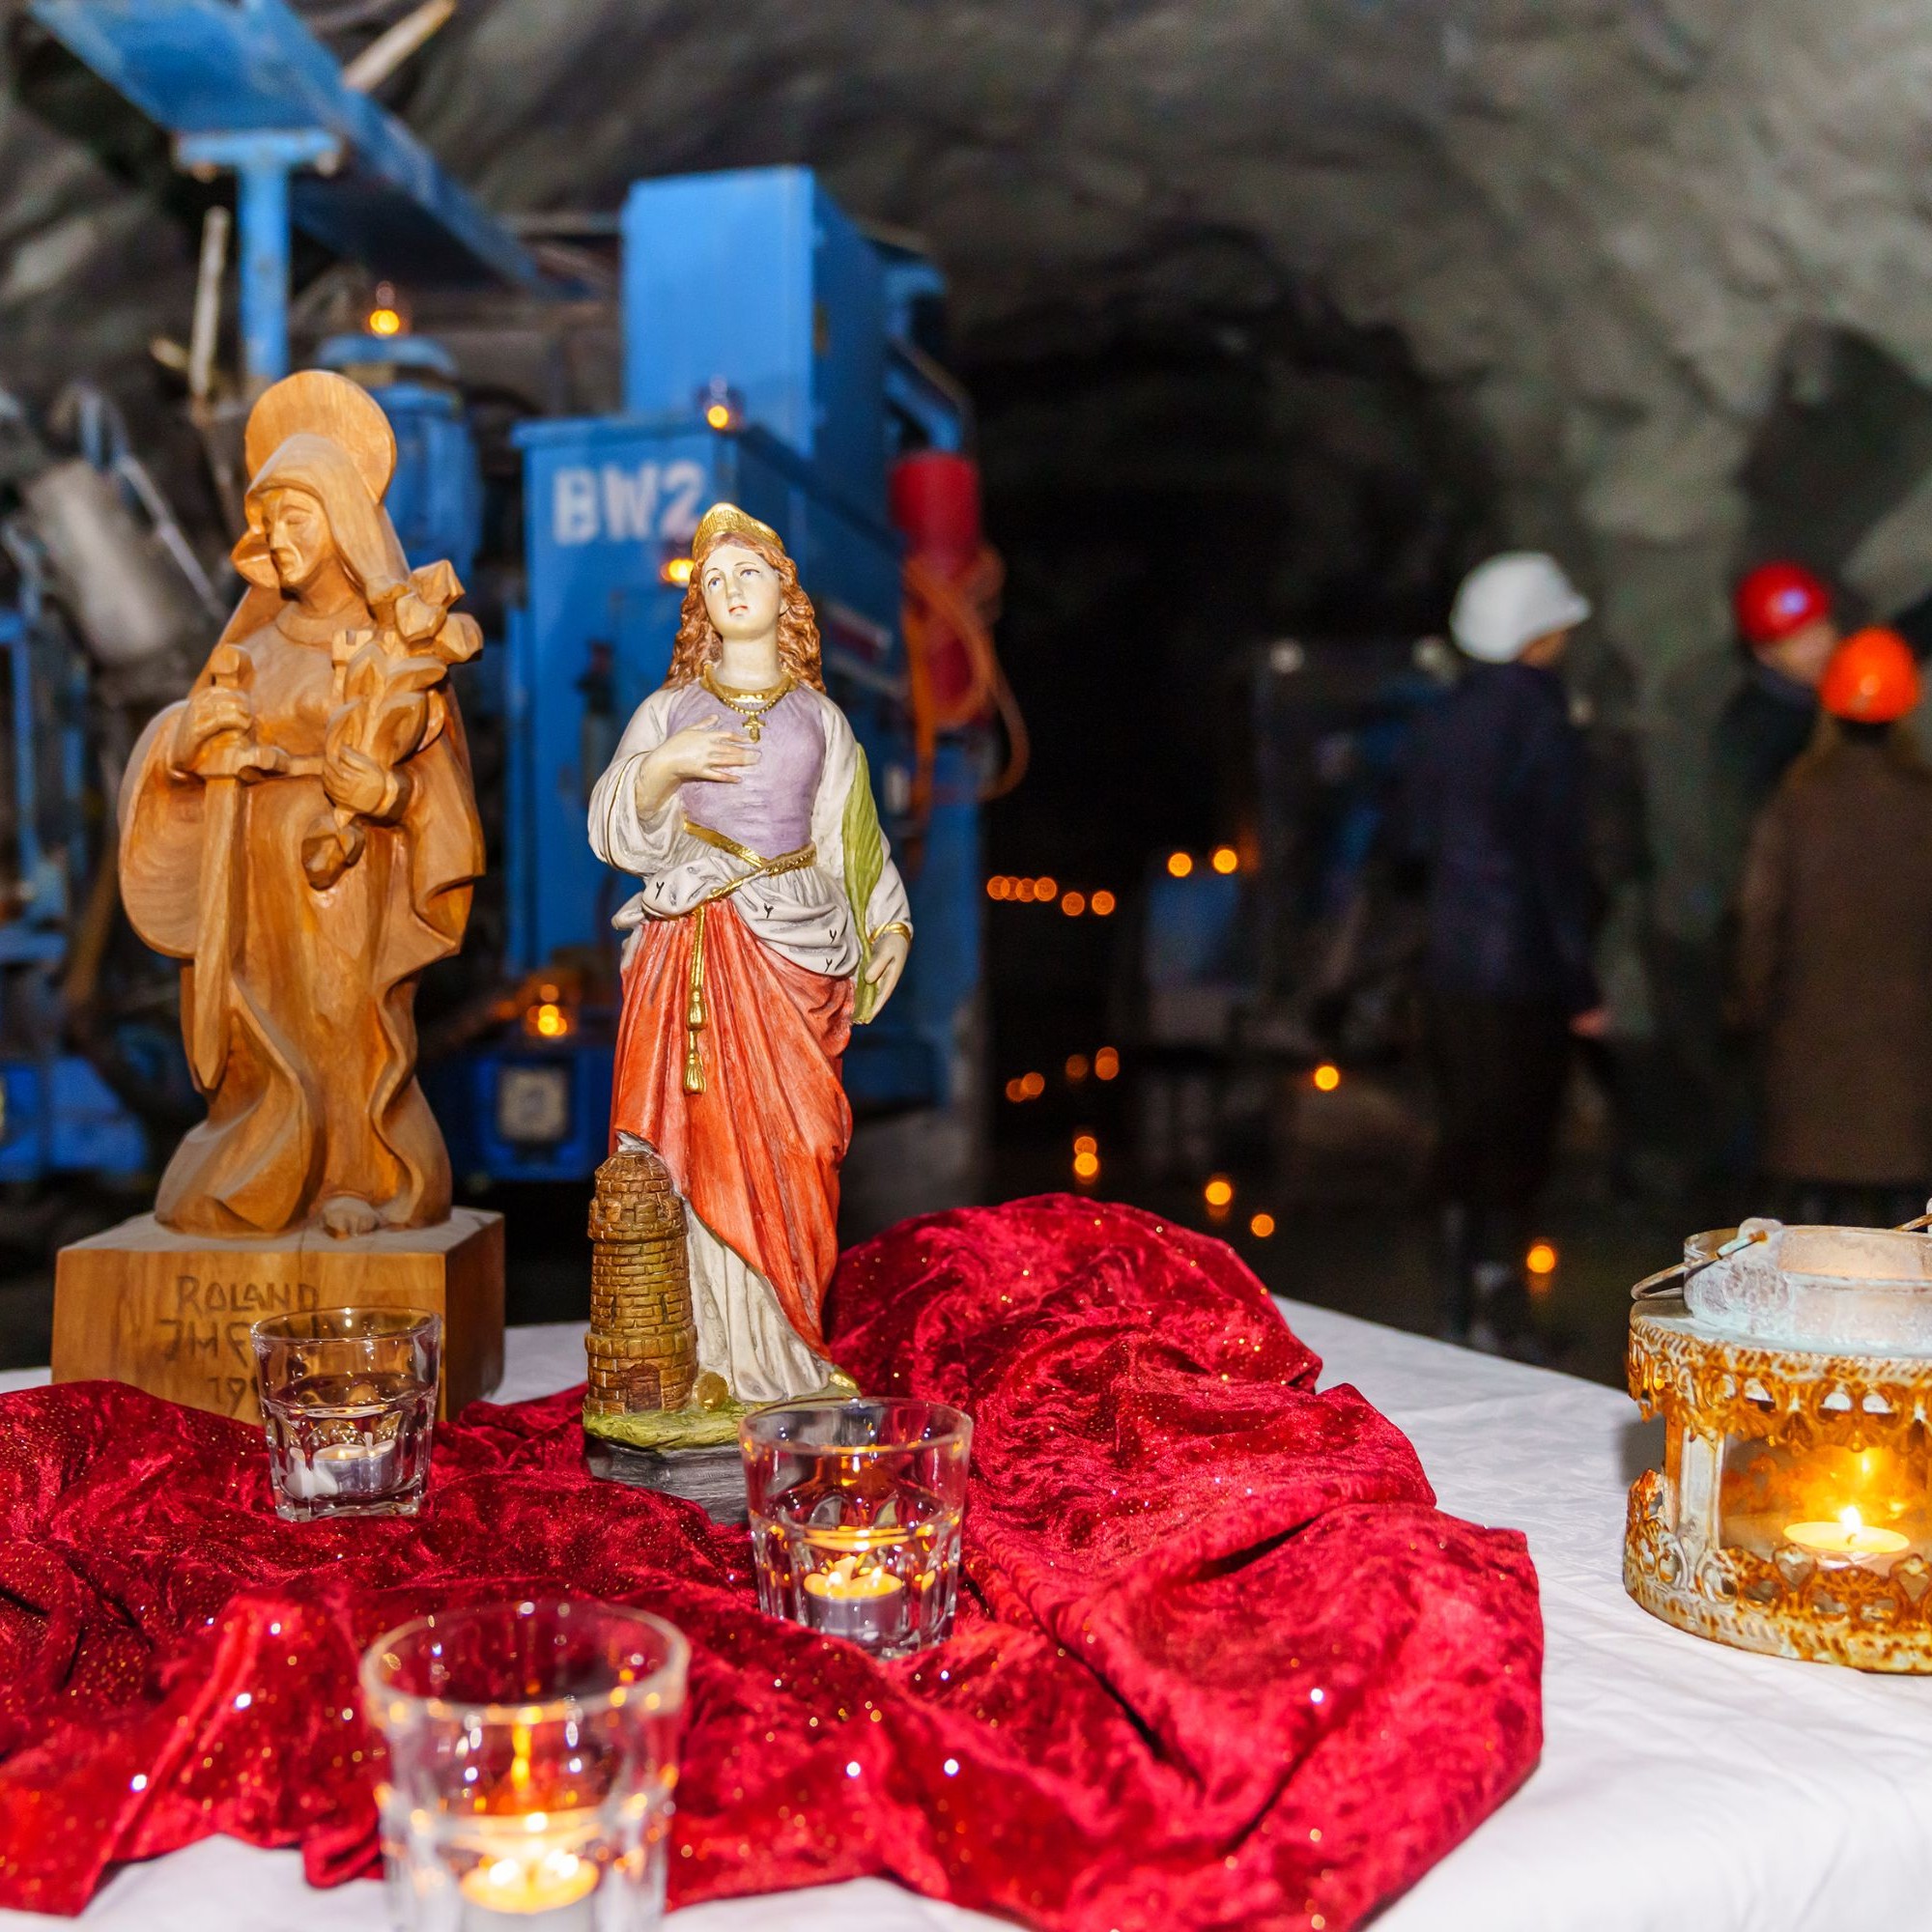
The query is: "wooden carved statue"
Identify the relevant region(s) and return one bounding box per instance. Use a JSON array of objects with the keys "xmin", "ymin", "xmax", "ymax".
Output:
[
  {"xmin": 585, "ymin": 503, "xmax": 911, "ymax": 1446},
  {"xmin": 120, "ymin": 370, "xmax": 484, "ymax": 1240}
]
